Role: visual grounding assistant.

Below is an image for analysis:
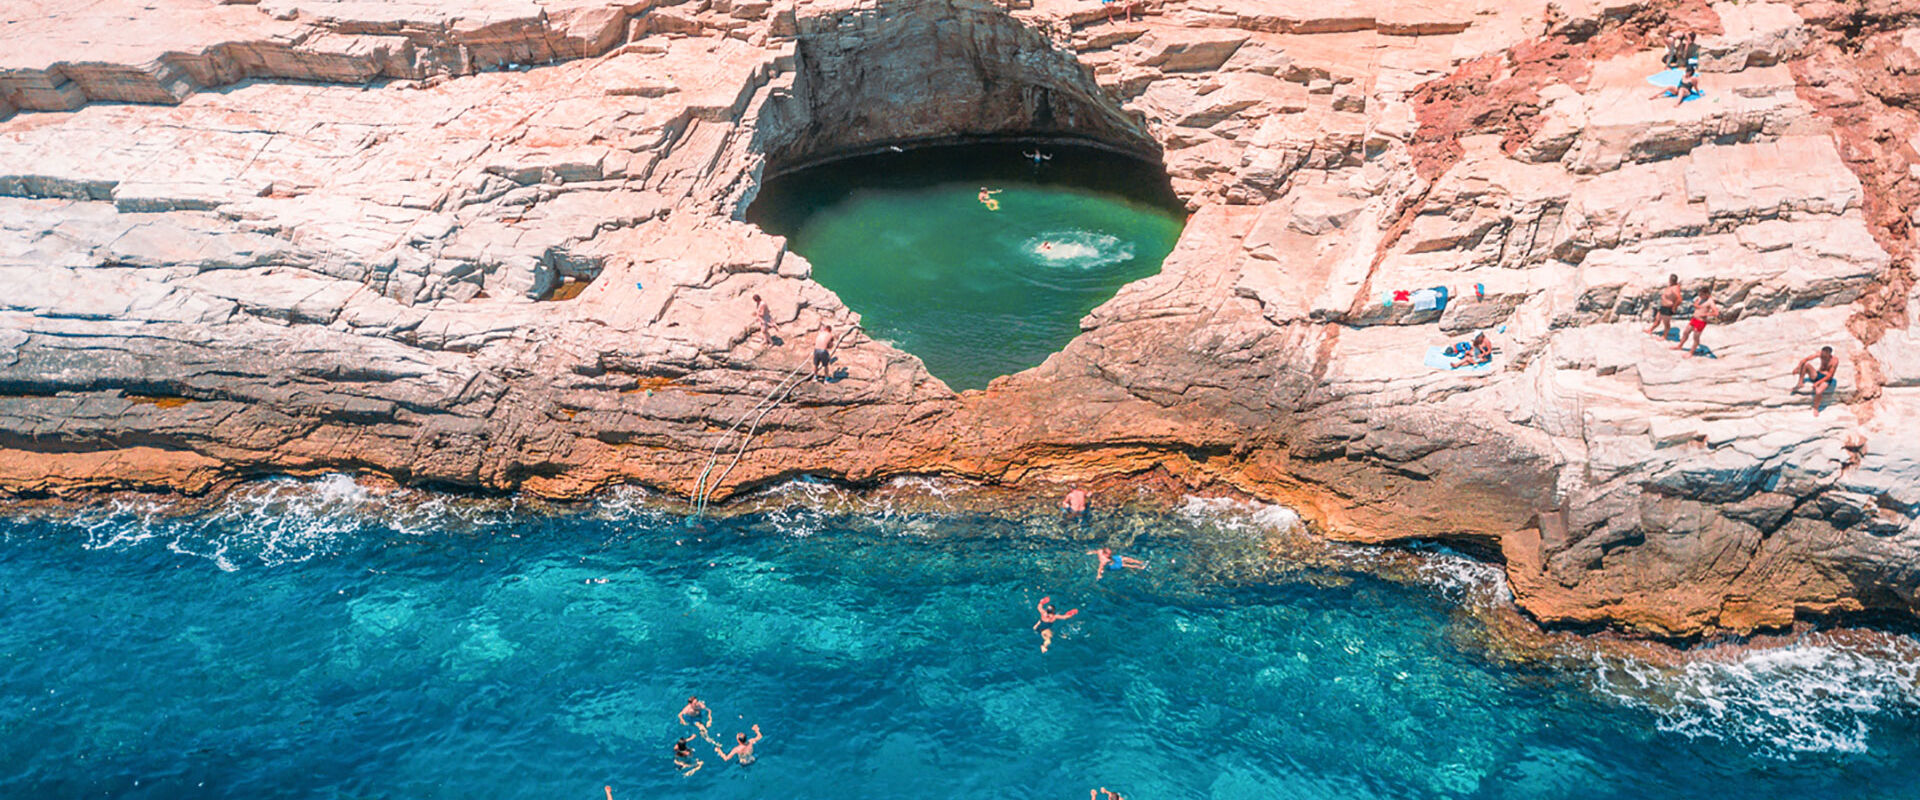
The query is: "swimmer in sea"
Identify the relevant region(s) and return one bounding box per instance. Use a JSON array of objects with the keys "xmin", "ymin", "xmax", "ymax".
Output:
[
  {"xmin": 1061, "ymin": 488, "xmax": 1089, "ymax": 517},
  {"xmin": 678, "ymin": 696, "xmax": 710, "ymax": 726},
  {"xmin": 674, "ymin": 736, "xmax": 704, "ymax": 776},
  {"xmin": 978, "ymin": 187, "xmax": 1002, "ymax": 211},
  {"xmin": 716, "ymin": 724, "xmax": 763, "ymax": 765},
  {"xmin": 1086, "ymin": 547, "xmax": 1146, "ymax": 580},
  {"xmin": 1034, "ymin": 596, "xmax": 1080, "ymax": 653},
  {"xmin": 1091, "ymin": 789, "xmax": 1124, "ymax": 800}
]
